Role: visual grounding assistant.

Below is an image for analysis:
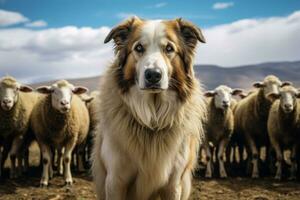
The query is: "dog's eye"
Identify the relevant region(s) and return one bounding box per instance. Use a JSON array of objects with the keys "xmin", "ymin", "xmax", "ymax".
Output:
[
  {"xmin": 134, "ymin": 44, "xmax": 144, "ymax": 53},
  {"xmin": 165, "ymin": 44, "xmax": 174, "ymax": 53}
]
